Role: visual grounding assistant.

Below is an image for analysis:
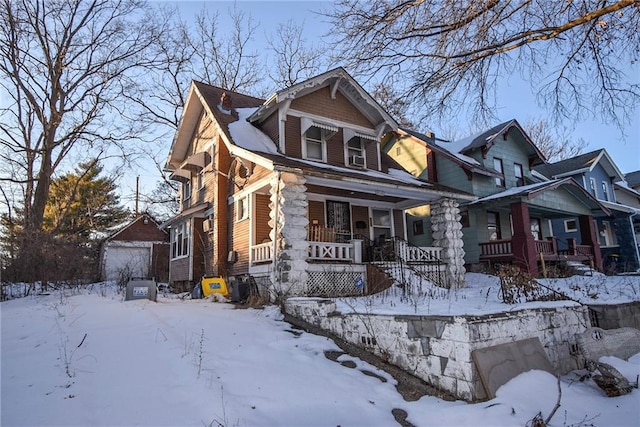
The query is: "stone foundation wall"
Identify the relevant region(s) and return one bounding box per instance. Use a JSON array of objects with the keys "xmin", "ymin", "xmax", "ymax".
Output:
[{"xmin": 284, "ymin": 298, "xmax": 590, "ymax": 401}]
